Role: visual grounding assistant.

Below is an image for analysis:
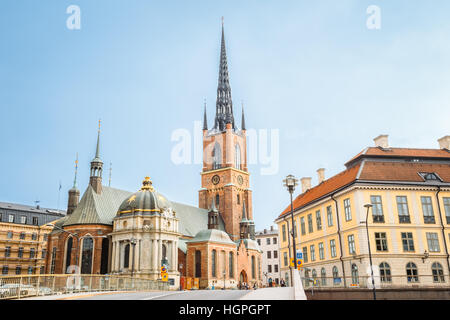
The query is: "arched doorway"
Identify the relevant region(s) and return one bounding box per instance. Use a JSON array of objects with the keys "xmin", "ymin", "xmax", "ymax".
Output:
[{"xmin": 239, "ymin": 270, "xmax": 248, "ymax": 289}]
